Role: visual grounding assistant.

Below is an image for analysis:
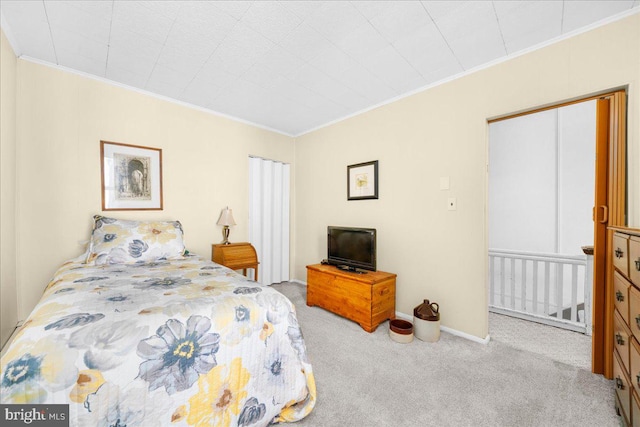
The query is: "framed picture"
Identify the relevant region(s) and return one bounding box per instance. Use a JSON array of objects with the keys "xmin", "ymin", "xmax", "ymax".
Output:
[
  {"xmin": 347, "ymin": 160, "xmax": 378, "ymax": 200},
  {"xmin": 100, "ymin": 140, "xmax": 163, "ymax": 211}
]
